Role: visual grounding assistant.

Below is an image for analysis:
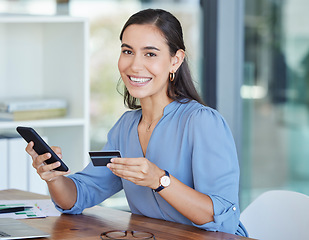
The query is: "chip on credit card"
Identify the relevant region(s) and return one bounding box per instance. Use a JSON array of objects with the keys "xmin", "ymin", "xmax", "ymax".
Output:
[{"xmin": 89, "ymin": 151, "xmax": 121, "ymax": 166}]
